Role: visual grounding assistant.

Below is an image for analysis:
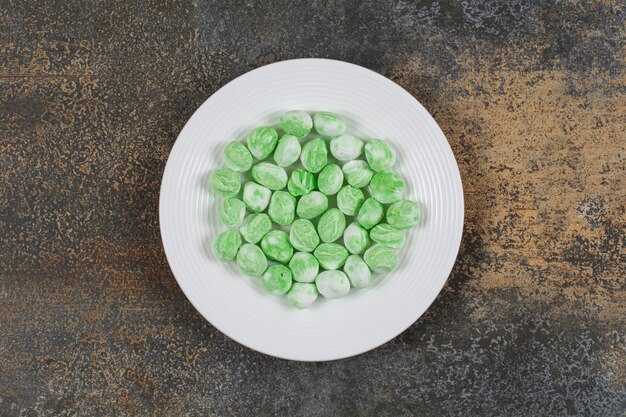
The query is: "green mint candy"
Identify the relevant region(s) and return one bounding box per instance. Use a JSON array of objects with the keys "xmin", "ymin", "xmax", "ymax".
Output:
[
  {"xmin": 370, "ymin": 223, "xmax": 406, "ymax": 249},
  {"xmin": 213, "ymin": 230, "xmax": 242, "ymax": 261},
  {"xmin": 287, "ymin": 282, "xmax": 318, "ymax": 309},
  {"xmin": 343, "ymin": 255, "xmax": 372, "ymax": 288},
  {"xmin": 268, "ymin": 191, "xmax": 296, "ymax": 226},
  {"xmin": 370, "ymin": 172, "xmax": 405, "ymax": 204},
  {"xmin": 363, "ymin": 244, "xmax": 398, "ymax": 272},
  {"xmin": 261, "ymin": 265, "xmax": 293, "ymax": 295},
  {"xmin": 342, "ymin": 160, "xmax": 374, "ymax": 188},
  {"xmin": 224, "ymin": 141, "xmax": 253, "ymax": 172},
  {"xmin": 289, "ymin": 219, "xmax": 320, "ymax": 252},
  {"xmin": 279, "ymin": 110, "xmax": 313, "ymax": 138},
  {"xmin": 242, "ymin": 181, "xmax": 272, "ymax": 213},
  {"xmin": 300, "ymin": 137, "xmax": 328, "ymax": 173},
  {"xmin": 386, "ymin": 200, "xmax": 420, "ymax": 229},
  {"xmin": 260, "ymin": 230, "xmax": 293, "ymax": 263},
  {"xmin": 210, "ymin": 168, "xmax": 240, "ymax": 198},
  {"xmin": 337, "ymin": 185, "xmax": 365, "ymax": 216},
  {"xmin": 237, "ymin": 243, "xmax": 268, "ymax": 276},
  {"xmin": 343, "ymin": 222, "xmax": 370, "ymax": 255},
  {"xmin": 296, "ymin": 191, "xmax": 328, "ymax": 219},
  {"xmin": 219, "ymin": 197, "xmax": 246, "ymax": 229},
  {"xmin": 246, "ymin": 126, "xmax": 278, "ymax": 160},
  {"xmin": 364, "ymin": 139, "xmax": 396, "ymax": 172},
  {"xmin": 315, "ymin": 270, "xmax": 350, "ymax": 298},
  {"xmin": 240, "ymin": 213, "xmax": 272, "ymax": 244},
  {"xmin": 289, "ymin": 252, "xmax": 319, "ymax": 283},
  {"xmin": 330, "ymin": 134, "xmax": 363, "ymax": 161},
  {"xmin": 287, "ymin": 169, "xmax": 316, "ymax": 196},
  {"xmin": 317, "ymin": 208, "xmax": 346, "ymax": 243},
  {"xmin": 314, "ymin": 243, "xmax": 349, "ymax": 269},
  {"xmin": 251, "ymin": 162, "xmax": 288, "ymax": 191},
  {"xmin": 356, "ymin": 197, "xmax": 384, "ymax": 230},
  {"xmin": 317, "ymin": 164, "xmax": 344, "ymax": 195},
  {"xmin": 313, "ymin": 112, "xmax": 346, "ymax": 137},
  {"xmin": 273, "ymin": 134, "xmax": 301, "ymax": 167}
]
